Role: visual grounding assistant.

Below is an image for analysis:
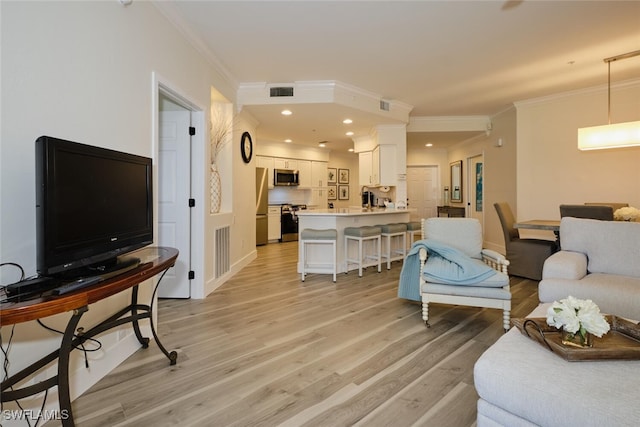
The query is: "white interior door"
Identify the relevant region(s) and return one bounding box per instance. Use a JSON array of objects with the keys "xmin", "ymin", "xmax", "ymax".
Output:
[
  {"xmin": 468, "ymin": 154, "xmax": 484, "ymax": 225},
  {"xmin": 158, "ymin": 110, "xmax": 191, "ymax": 298},
  {"xmin": 406, "ymin": 165, "xmax": 438, "ymax": 221}
]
